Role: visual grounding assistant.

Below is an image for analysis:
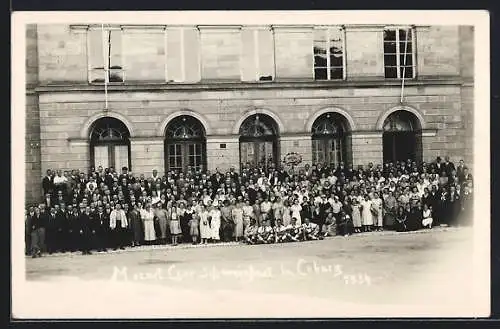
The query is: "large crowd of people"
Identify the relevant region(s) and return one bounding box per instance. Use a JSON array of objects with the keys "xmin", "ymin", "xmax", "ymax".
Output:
[{"xmin": 25, "ymin": 156, "xmax": 474, "ymax": 257}]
